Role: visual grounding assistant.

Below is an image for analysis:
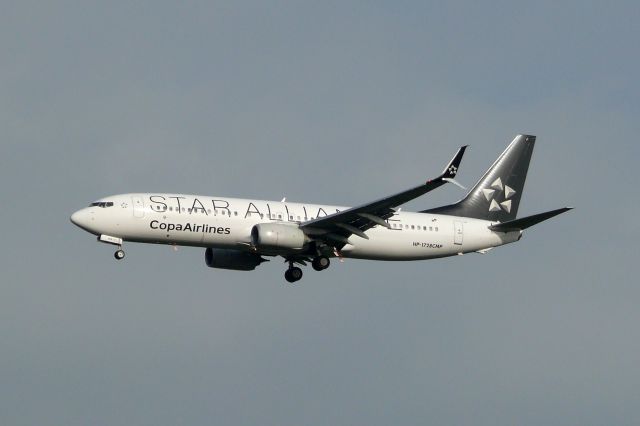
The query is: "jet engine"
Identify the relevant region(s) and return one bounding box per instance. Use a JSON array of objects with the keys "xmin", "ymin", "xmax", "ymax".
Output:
[
  {"xmin": 251, "ymin": 223, "xmax": 308, "ymax": 252},
  {"xmin": 204, "ymin": 247, "xmax": 267, "ymax": 271}
]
